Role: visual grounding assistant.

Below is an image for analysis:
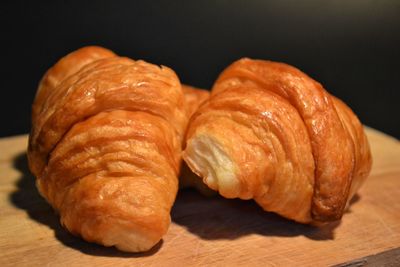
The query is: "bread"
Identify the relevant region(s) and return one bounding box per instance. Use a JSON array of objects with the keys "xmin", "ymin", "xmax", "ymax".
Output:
[
  {"xmin": 182, "ymin": 84, "xmax": 210, "ymax": 119},
  {"xmin": 183, "ymin": 58, "xmax": 372, "ymax": 223},
  {"xmin": 180, "ymin": 85, "xmax": 215, "ymax": 196},
  {"xmin": 28, "ymin": 46, "xmax": 187, "ymax": 252}
]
